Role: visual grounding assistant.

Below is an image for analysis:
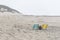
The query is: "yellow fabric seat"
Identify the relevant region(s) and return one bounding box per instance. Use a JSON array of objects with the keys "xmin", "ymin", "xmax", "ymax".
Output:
[{"xmin": 41, "ymin": 24, "xmax": 48, "ymax": 29}]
